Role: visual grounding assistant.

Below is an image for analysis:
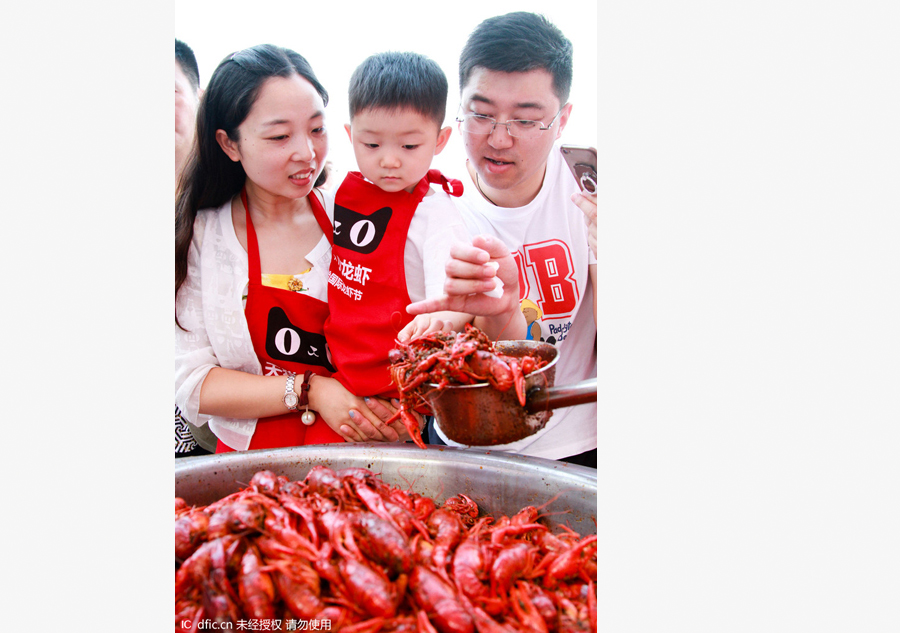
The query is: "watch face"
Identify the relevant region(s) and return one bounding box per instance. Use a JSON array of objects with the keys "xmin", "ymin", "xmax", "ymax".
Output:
[{"xmin": 284, "ymin": 393, "xmax": 299, "ymax": 408}]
